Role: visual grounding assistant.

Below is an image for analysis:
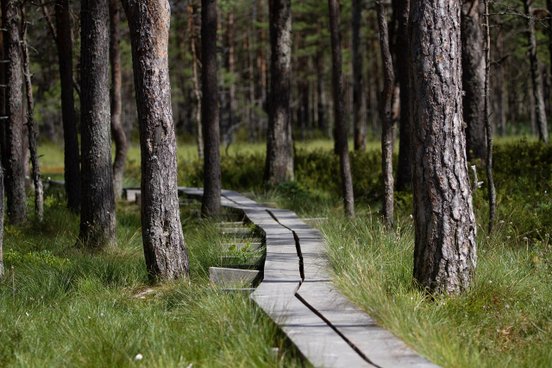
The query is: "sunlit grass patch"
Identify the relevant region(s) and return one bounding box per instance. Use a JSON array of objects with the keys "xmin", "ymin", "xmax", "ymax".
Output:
[
  {"xmin": 0, "ymin": 199, "xmax": 304, "ymax": 367},
  {"xmin": 320, "ymin": 214, "xmax": 552, "ymax": 368}
]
